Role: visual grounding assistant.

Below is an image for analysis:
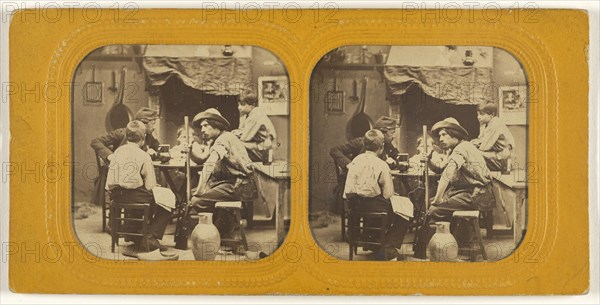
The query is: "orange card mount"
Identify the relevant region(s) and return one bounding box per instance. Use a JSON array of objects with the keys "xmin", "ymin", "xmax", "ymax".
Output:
[{"xmin": 8, "ymin": 8, "xmax": 589, "ymax": 295}]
